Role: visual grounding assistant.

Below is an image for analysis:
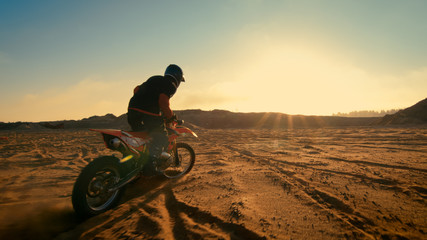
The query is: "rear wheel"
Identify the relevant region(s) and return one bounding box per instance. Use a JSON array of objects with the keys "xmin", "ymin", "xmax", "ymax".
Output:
[
  {"xmin": 72, "ymin": 156, "xmax": 125, "ymax": 218},
  {"xmin": 163, "ymin": 142, "xmax": 195, "ymax": 179}
]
